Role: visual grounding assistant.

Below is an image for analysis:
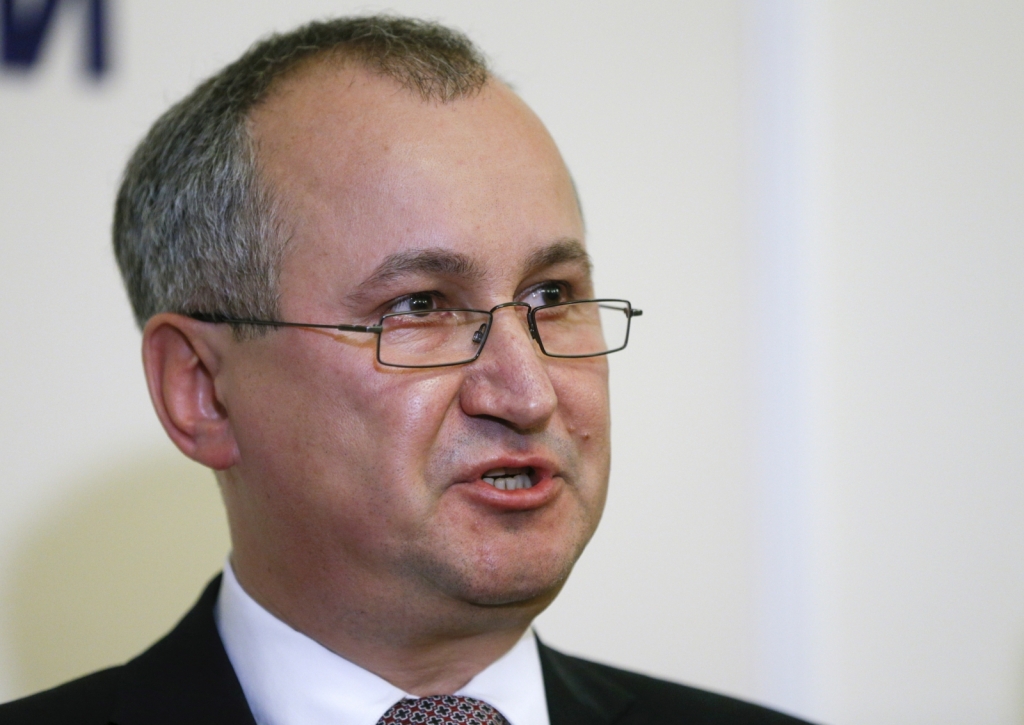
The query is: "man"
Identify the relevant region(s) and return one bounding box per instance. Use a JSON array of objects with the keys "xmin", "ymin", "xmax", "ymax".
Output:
[{"xmin": 1, "ymin": 16, "xmax": 809, "ymax": 725}]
